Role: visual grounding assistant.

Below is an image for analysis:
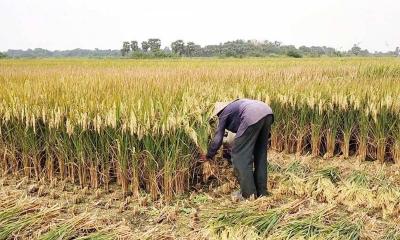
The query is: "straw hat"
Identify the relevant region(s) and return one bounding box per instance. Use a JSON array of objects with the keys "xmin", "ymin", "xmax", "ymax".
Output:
[
  {"xmin": 213, "ymin": 101, "xmax": 231, "ymax": 117},
  {"xmin": 213, "ymin": 101, "xmax": 236, "ymax": 145}
]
